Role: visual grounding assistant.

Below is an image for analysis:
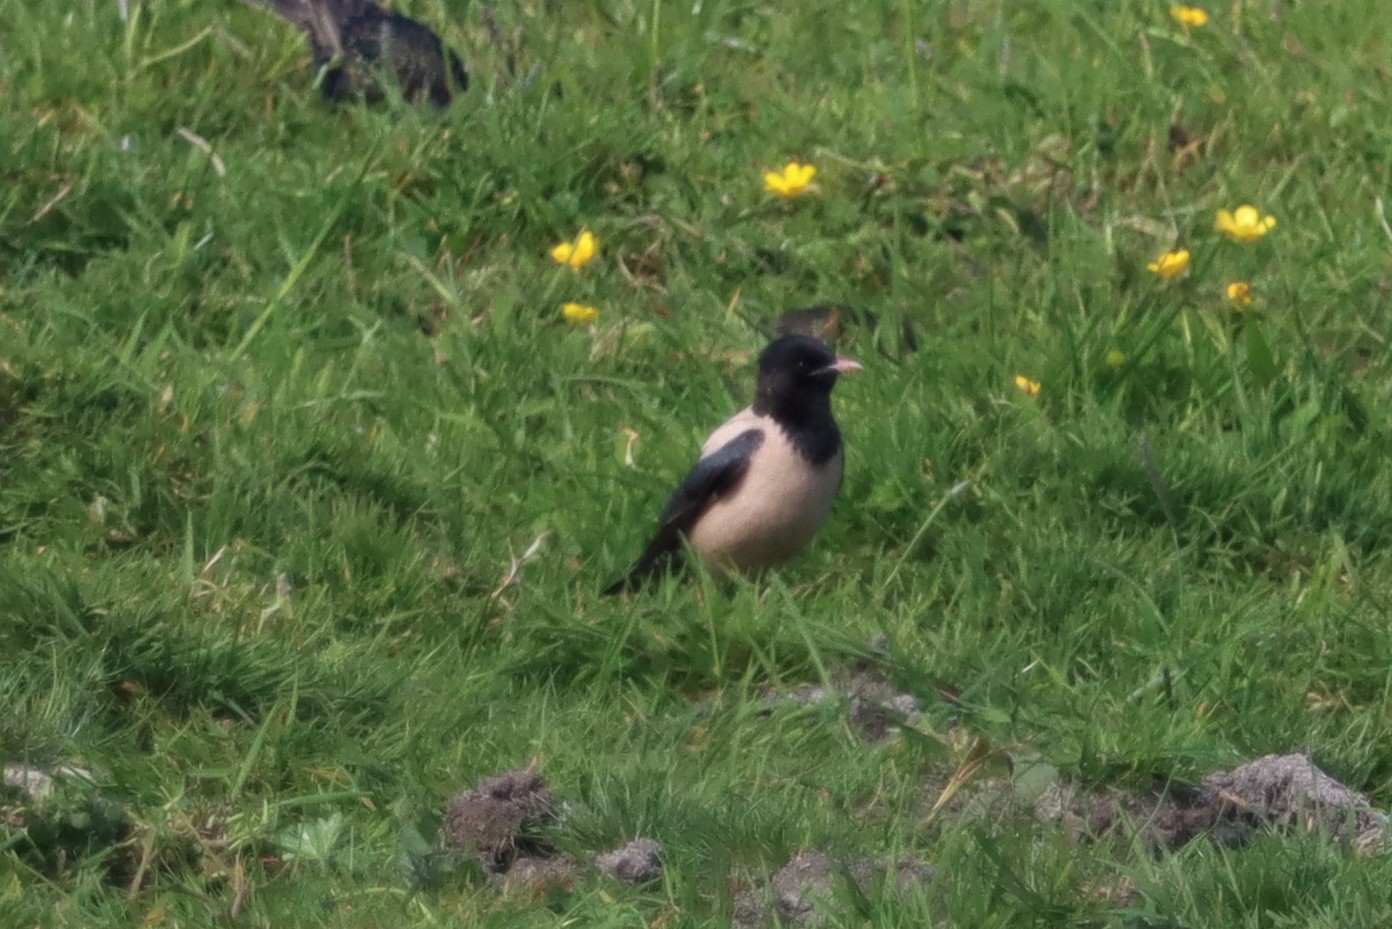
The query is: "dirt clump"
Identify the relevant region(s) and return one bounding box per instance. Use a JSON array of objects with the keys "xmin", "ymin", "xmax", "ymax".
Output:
[
  {"xmin": 1206, "ymin": 753, "xmax": 1387, "ymax": 842},
  {"xmin": 440, "ymin": 767, "xmax": 555, "ymax": 873},
  {"xmin": 439, "ymin": 768, "xmax": 669, "ymax": 896},
  {"xmin": 1036, "ymin": 753, "xmax": 1389, "ymax": 854},
  {"xmin": 732, "ymin": 849, "xmax": 934, "ymax": 928},
  {"xmin": 762, "ymin": 666, "xmax": 923, "ymax": 743},
  {"xmin": 499, "ymin": 853, "xmax": 580, "ymax": 896},
  {"xmin": 1035, "ymin": 780, "xmax": 1245, "ymax": 851},
  {"xmin": 1, "ymin": 763, "xmax": 130, "ymax": 870},
  {"xmin": 594, "ymin": 837, "xmax": 663, "ymax": 884},
  {"xmin": 769, "ymin": 850, "xmax": 840, "ymax": 927}
]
